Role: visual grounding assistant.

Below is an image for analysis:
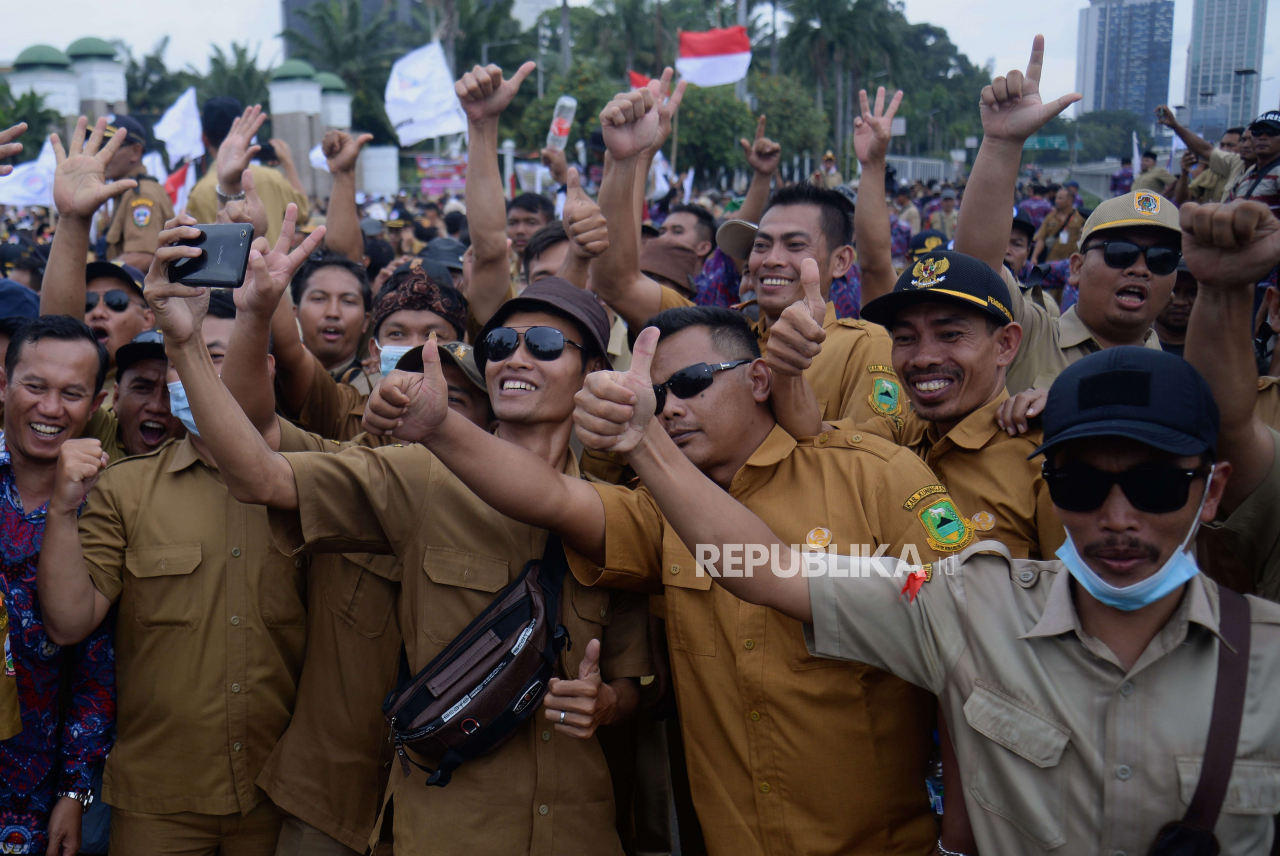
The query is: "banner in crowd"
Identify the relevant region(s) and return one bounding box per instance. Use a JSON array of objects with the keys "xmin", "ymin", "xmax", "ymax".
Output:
[
  {"xmin": 153, "ymin": 87, "xmax": 204, "ymax": 164},
  {"xmin": 675, "ymin": 26, "xmax": 752, "ymax": 88},
  {"xmin": 0, "ymin": 139, "xmax": 55, "ymax": 207},
  {"xmin": 417, "ymin": 155, "xmax": 468, "ymax": 195}
]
